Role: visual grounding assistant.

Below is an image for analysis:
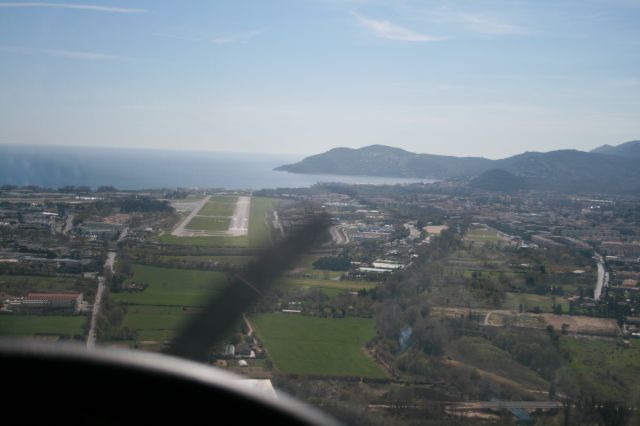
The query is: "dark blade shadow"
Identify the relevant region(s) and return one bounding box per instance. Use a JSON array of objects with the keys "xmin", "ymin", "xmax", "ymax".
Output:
[{"xmin": 166, "ymin": 214, "xmax": 331, "ymax": 362}]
